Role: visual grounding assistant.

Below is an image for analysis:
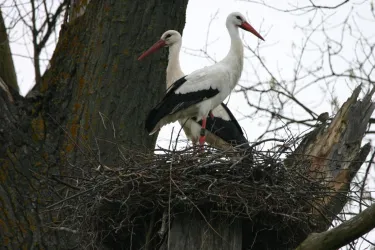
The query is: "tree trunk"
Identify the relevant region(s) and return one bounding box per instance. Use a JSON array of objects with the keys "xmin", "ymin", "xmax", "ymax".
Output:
[
  {"xmin": 0, "ymin": 1, "xmax": 188, "ymax": 249},
  {"xmin": 0, "ymin": 9, "xmax": 18, "ymax": 94},
  {"xmin": 160, "ymin": 215, "xmax": 242, "ymax": 250}
]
